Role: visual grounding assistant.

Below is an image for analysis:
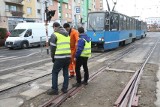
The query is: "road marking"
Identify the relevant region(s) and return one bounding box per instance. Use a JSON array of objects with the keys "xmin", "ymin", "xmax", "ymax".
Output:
[
  {"xmin": 26, "ymin": 52, "xmax": 40, "ymax": 57},
  {"xmin": 0, "ymin": 56, "xmax": 17, "ymax": 61},
  {"xmin": 97, "ymin": 57, "xmax": 107, "ymax": 62},
  {"xmin": 0, "ymin": 52, "xmax": 40, "ymax": 63},
  {"xmin": 0, "ymin": 55, "xmax": 5, "ymax": 58},
  {"xmin": 106, "ymin": 67, "xmax": 135, "ymax": 73},
  {"xmin": 0, "ymin": 83, "xmax": 16, "ymax": 91},
  {"xmin": 0, "ymin": 58, "xmax": 51, "ymax": 72},
  {"xmin": 0, "ymin": 74, "xmax": 16, "ymax": 79},
  {"xmin": 20, "ymin": 88, "xmax": 46, "ymax": 98},
  {"xmin": 15, "ymin": 77, "xmax": 32, "ymax": 83}
]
